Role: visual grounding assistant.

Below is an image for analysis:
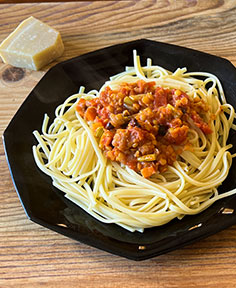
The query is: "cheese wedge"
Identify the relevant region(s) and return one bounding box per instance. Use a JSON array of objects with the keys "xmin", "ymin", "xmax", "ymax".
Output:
[{"xmin": 0, "ymin": 16, "xmax": 64, "ymax": 70}]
